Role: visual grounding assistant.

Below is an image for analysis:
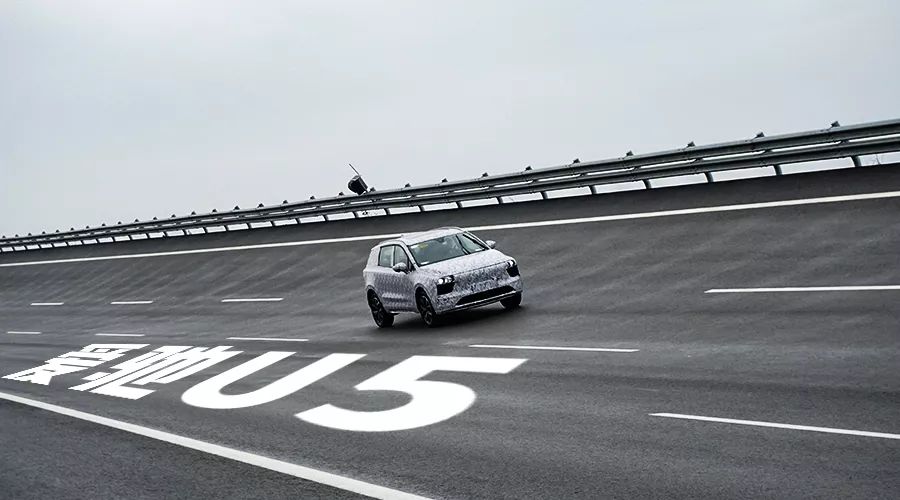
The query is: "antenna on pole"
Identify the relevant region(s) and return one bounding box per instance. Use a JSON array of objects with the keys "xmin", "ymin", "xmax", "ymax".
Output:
[{"xmin": 349, "ymin": 163, "xmax": 361, "ymax": 176}]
